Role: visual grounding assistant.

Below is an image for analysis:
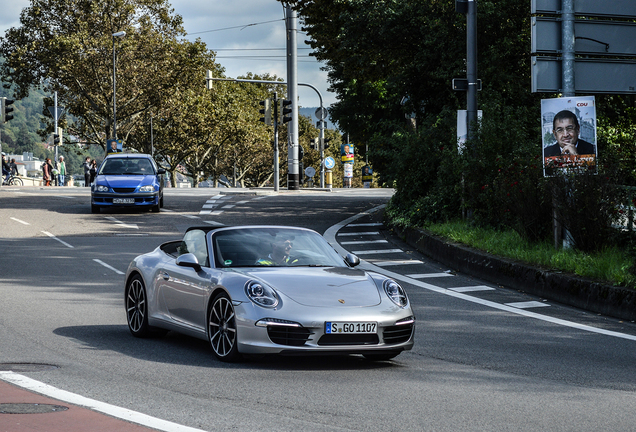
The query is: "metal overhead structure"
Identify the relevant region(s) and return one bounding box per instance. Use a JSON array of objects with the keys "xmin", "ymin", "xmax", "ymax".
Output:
[{"xmin": 531, "ymin": 0, "xmax": 636, "ymax": 94}]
